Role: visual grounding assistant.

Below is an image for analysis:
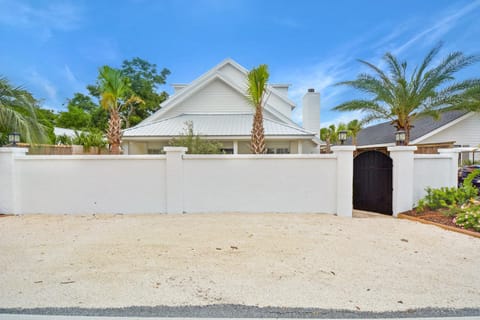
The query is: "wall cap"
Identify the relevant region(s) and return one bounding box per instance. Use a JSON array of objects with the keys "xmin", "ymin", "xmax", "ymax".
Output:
[
  {"xmin": 0, "ymin": 147, "xmax": 28, "ymax": 154},
  {"xmin": 438, "ymin": 148, "xmax": 463, "ymax": 154},
  {"xmin": 331, "ymin": 146, "xmax": 356, "ymax": 152},
  {"xmin": 387, "ymin": 146, "xmax": 417, "ymax": 152},
  {"xmin": 163, "ymin": 146, "xmax": 188, "ymax": 153}
]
